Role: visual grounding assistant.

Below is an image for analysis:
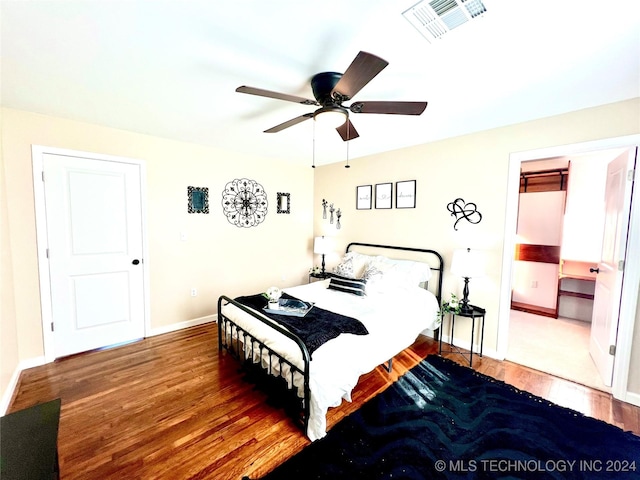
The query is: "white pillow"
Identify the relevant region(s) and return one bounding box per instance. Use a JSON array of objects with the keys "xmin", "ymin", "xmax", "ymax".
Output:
[
  {"xmin": 362, "ymin": 262, "xmax": 387, "ymax": 294},
  {"xmin": 368, "ymin": 255, "xmax": 432, "ymax": 289},
  {"xmin": 335, "ymin": 251, "xmax": 375, "ymax": 278},
  {"xmin": 383, "ymin": 257, "xmax": 432, "ymax": 282},
  {"xmin": 333, "ymin": 256, "xmax": 355, "ymax": 278}
]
